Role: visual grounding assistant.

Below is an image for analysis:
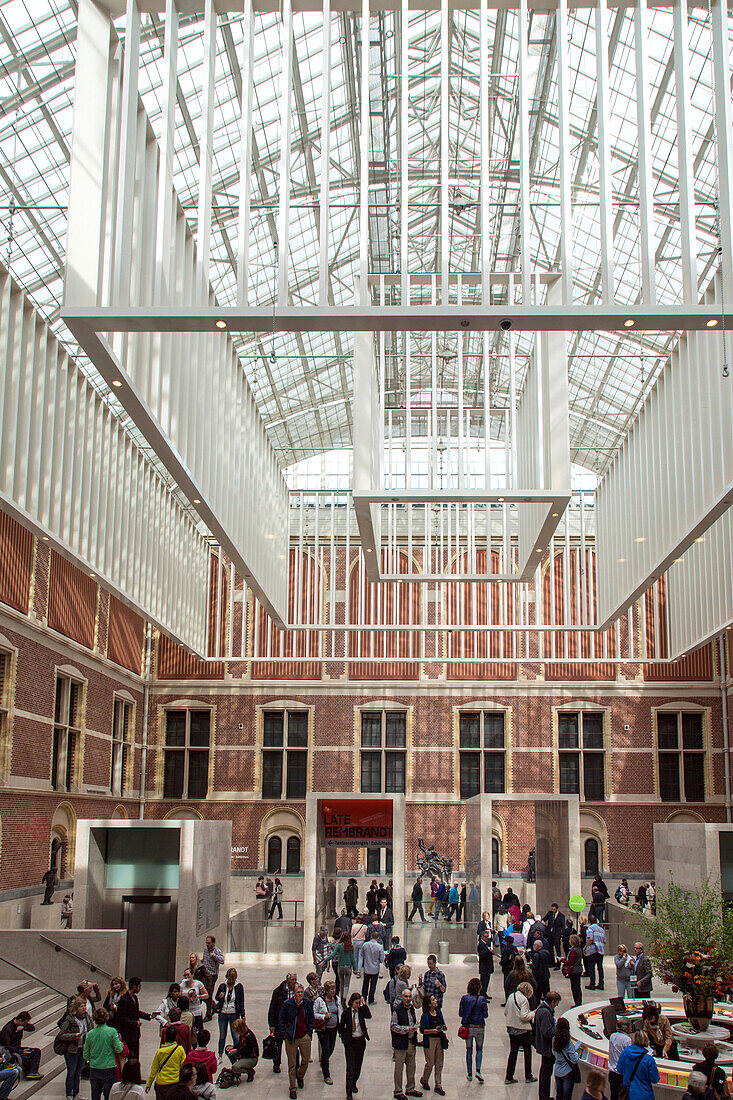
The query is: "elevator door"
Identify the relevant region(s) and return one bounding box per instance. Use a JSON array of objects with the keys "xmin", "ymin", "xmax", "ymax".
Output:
[{"xmin": 122, "ymin": 896, "xmax": 175, "ymax": 980}]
